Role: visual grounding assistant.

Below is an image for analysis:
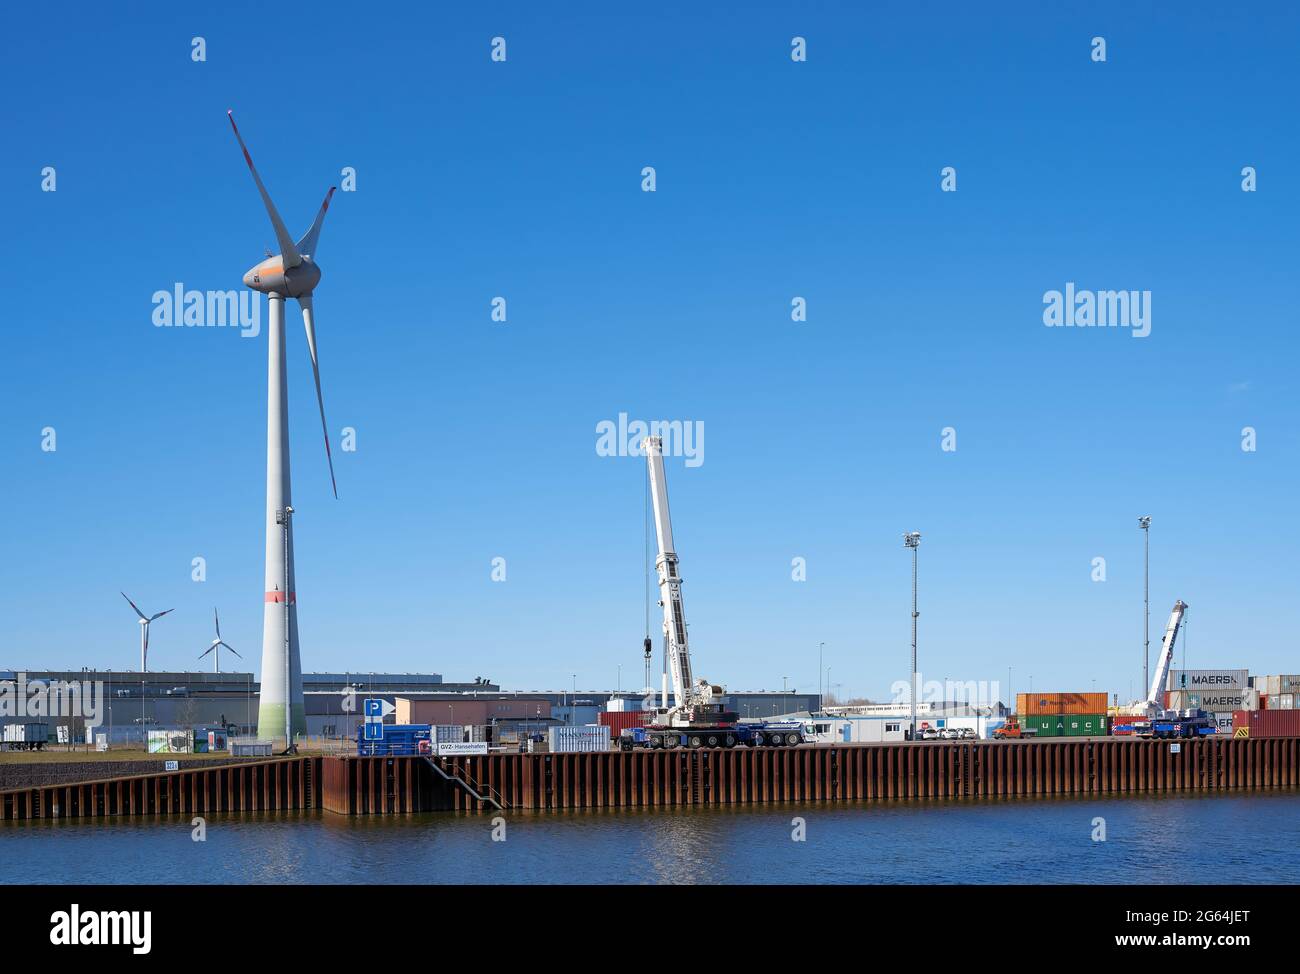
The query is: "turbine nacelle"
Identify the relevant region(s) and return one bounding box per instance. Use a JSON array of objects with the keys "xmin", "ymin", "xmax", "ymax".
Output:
[{"xmin": 243, "ymin": 255, "xmax": 321, "ymax": 298}]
